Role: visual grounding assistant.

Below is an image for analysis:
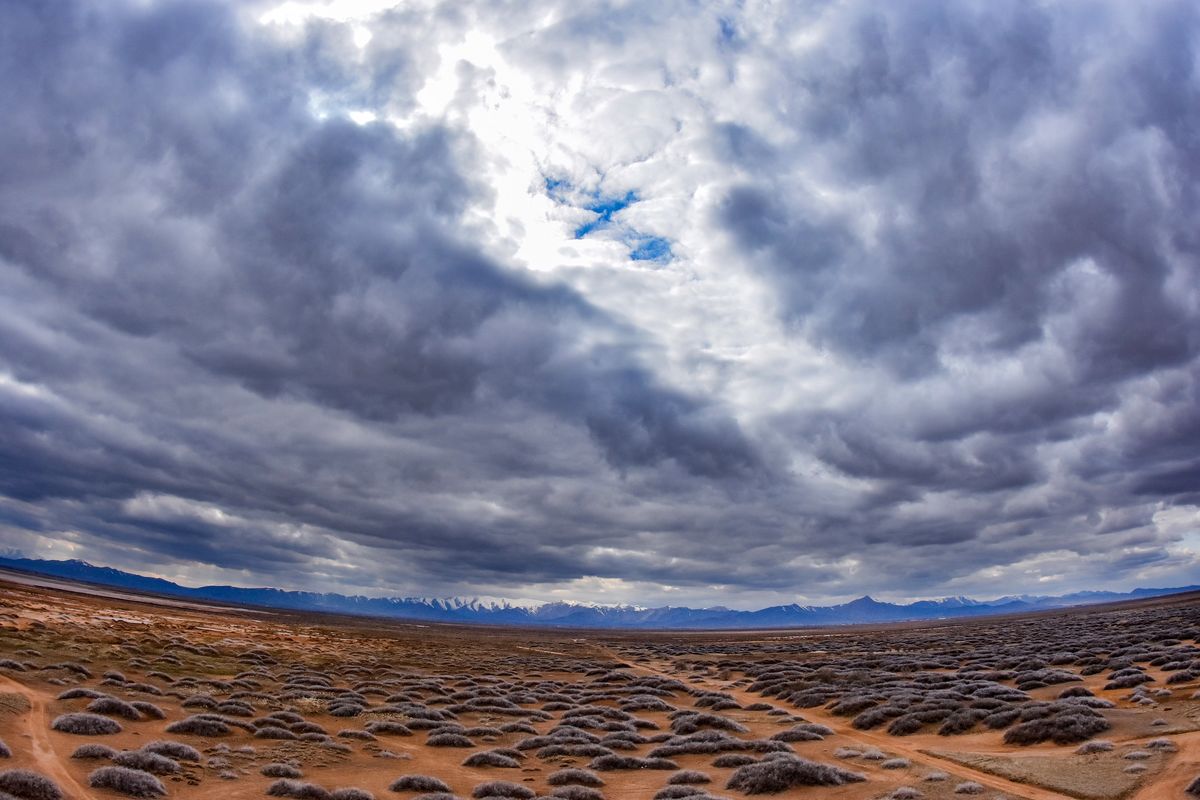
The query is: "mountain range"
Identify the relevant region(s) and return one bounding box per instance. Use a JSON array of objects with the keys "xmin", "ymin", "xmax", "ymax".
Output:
[{"xmin": 1, "ymin": 554, "xmax": 1195, "ymax": 629}]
